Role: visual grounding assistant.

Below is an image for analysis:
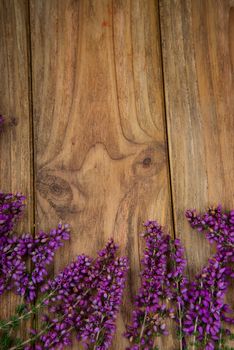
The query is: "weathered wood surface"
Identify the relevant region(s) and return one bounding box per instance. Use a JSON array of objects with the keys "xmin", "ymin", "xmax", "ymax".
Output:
[
  {"xmin": 0, "ymin": 0, "xmax": 234, "ymax": 348},
  {"xmin": 0, "ymin": 0, "xmax": 33, "ymax": 338}
]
